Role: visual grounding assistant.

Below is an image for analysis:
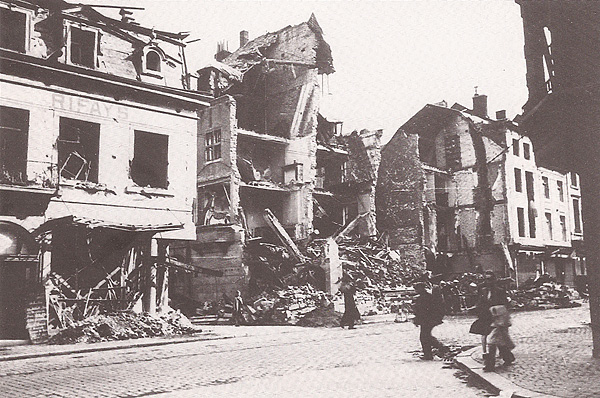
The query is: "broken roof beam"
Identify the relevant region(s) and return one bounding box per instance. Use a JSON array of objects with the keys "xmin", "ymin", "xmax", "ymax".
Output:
[
  {"xmin": 333, "ymin": 213, "xmax": 369, "ymax": 243},
  {"xmin": 262, "ymin": 209, "xmax": 306, "ymax": 262}
]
